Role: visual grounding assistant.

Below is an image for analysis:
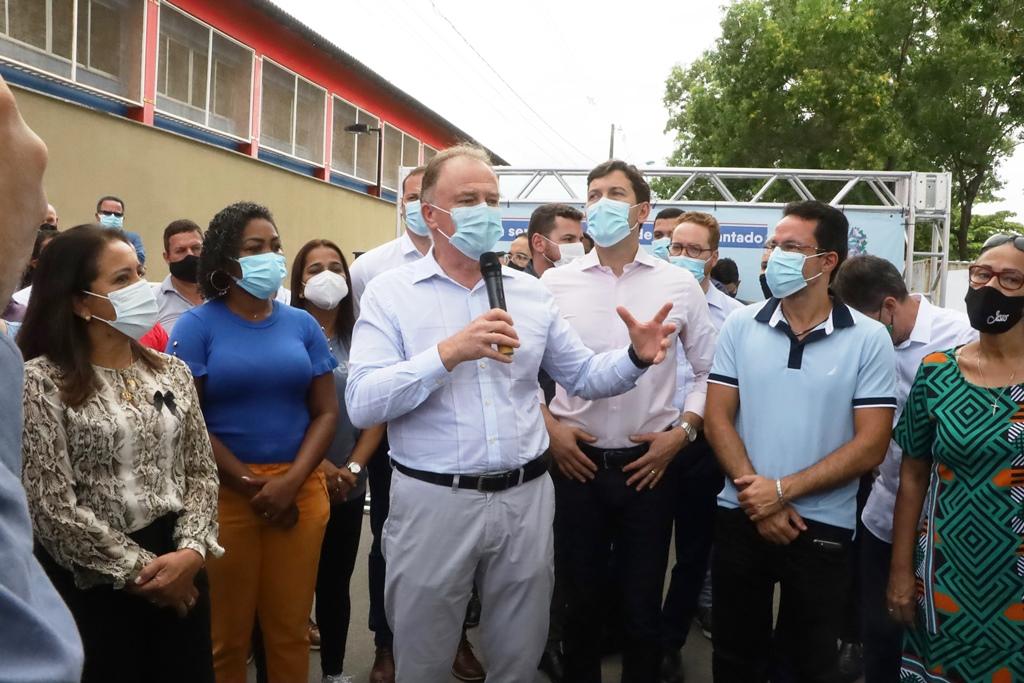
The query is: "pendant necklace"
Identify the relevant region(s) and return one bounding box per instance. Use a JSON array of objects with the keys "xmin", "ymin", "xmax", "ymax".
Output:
[{"xmin": 975, "ymin": 348, "xmax": 1017, "ymax": 415}]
